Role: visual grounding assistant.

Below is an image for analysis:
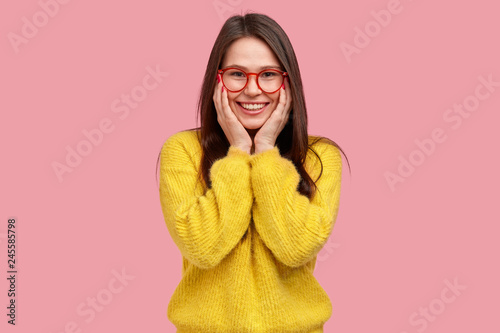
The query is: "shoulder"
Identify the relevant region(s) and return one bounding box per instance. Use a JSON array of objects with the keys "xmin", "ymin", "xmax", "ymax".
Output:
[
  {"xmin": 306, "ymin": 135, "xmax": 342, "ymax": 177},
  {"xmin": 160, "ymin": 129, "xmax": 202, "ymax": 169},
  {"xmin": 307, "ymin": 135, "xmax": 341, "ymax": 161},
  {"xmin": 162, "ymin": 129, "xmax": 201, "ymax": 153}
]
